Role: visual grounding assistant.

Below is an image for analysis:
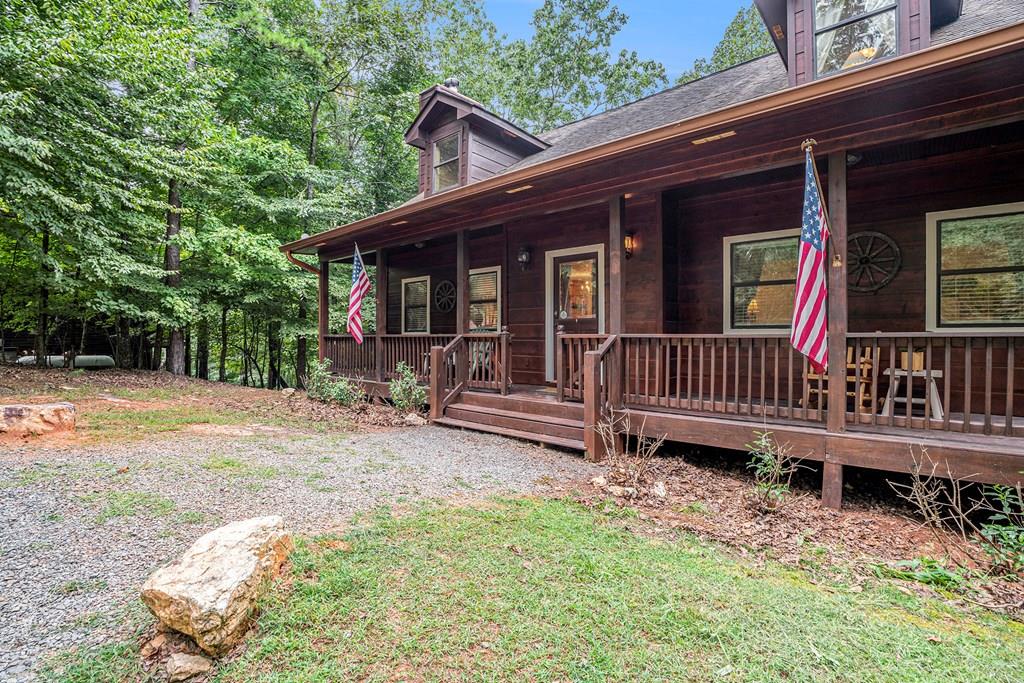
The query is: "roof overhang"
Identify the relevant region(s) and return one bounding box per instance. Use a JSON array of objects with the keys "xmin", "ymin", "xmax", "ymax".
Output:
[{"xmin": 284, "ymin": 20, "xmax": 1024, "ymax": 258}]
